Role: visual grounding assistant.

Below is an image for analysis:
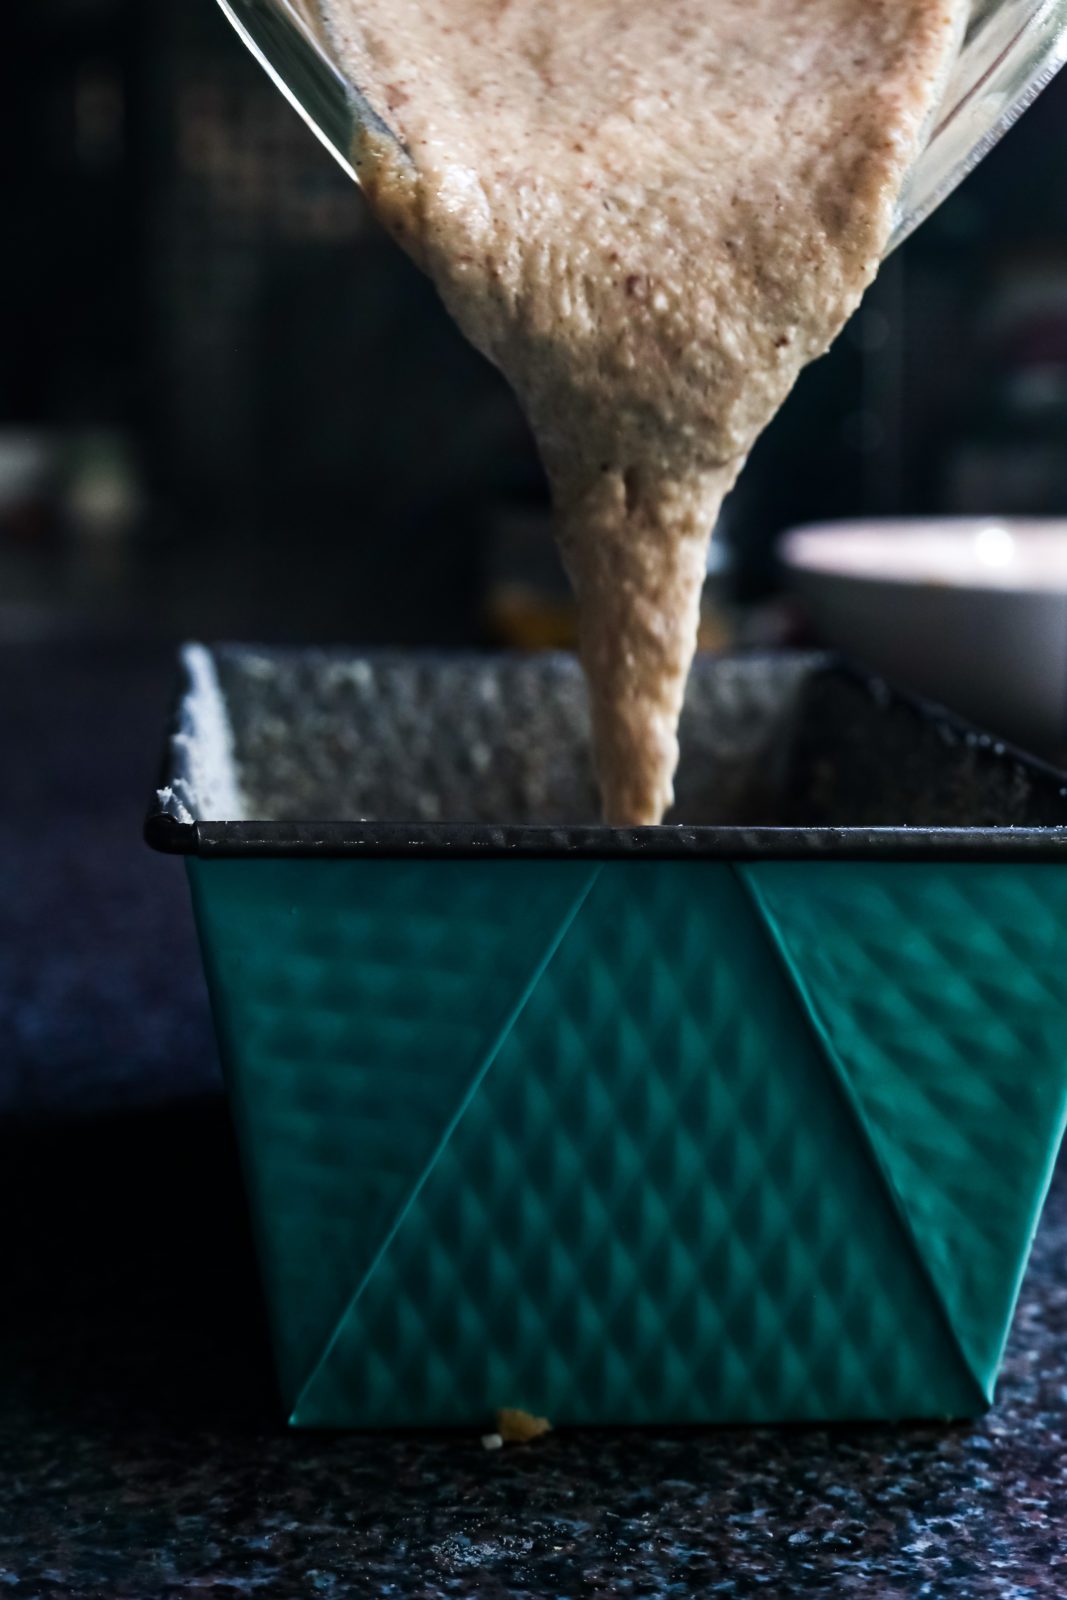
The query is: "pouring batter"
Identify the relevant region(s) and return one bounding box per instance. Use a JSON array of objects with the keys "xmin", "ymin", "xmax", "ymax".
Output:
[{"xmin": 318, "ymin": 0, "xmax": 965, "ymax": 823}]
